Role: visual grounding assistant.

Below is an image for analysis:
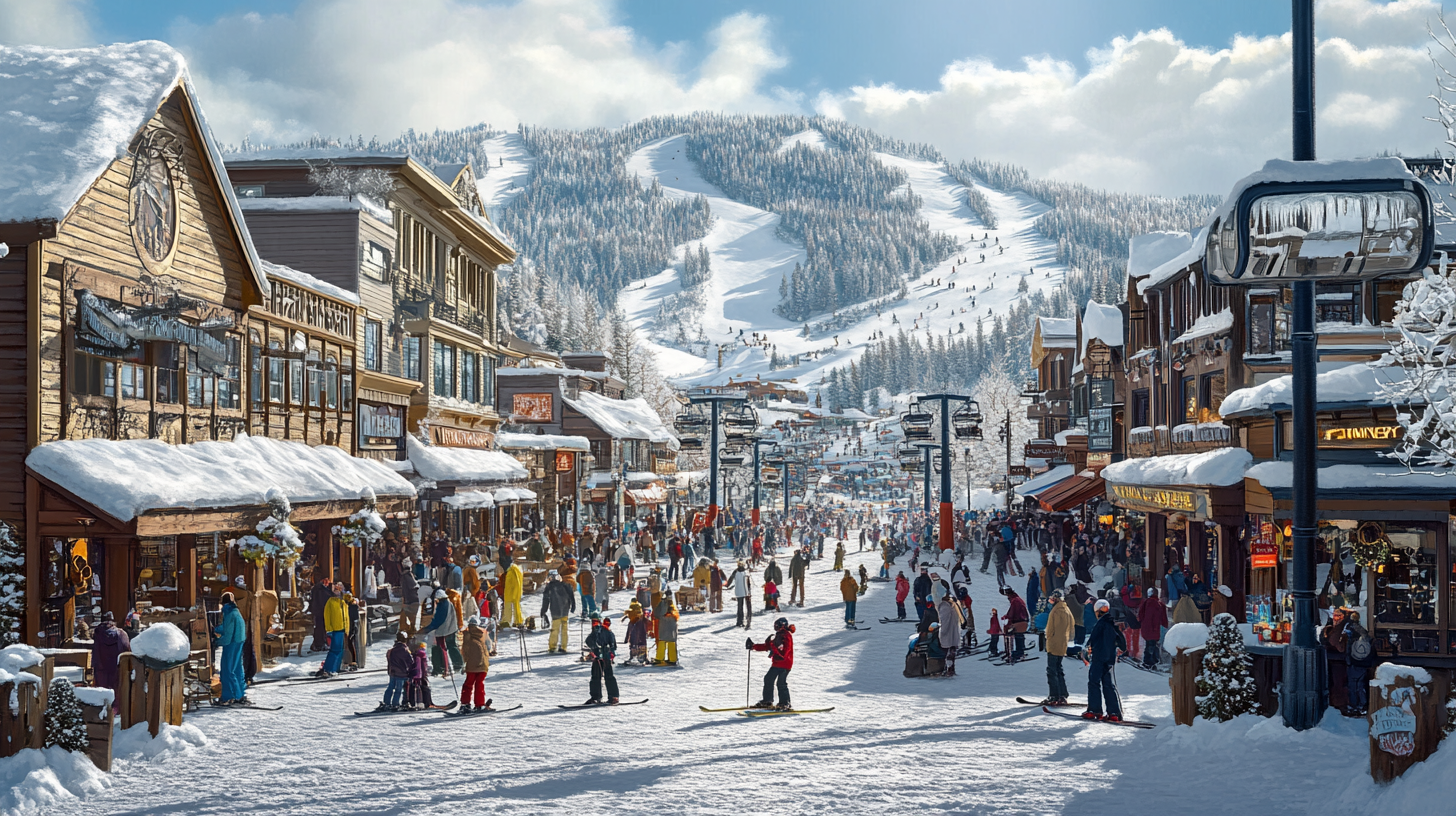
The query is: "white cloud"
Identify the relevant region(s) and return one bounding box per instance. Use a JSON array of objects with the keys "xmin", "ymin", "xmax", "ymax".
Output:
[
  {"xmin": 816, "ymin": 0, "xmax": 1448, "ymax": 195},
  {"xmin": 0, "ymin": 0, "xmax": 93, "ymax": 47},
  {"xmin": 169, "ymin": 0, "xmax": 793, "ymax": 144}
]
